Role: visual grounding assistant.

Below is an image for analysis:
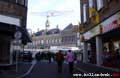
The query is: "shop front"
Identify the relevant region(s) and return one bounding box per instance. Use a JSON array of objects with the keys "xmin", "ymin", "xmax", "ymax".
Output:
[
  {"xmin": 82, "ymin": 11, "xmax": 120, "ymax": 68},
  {"xmin": 0, "ymin": 20, "xmax": 31, "ymax": 65},
  {"xmin": 100, "ymin": 12, "xmax": 120, "ymax": 68}
]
